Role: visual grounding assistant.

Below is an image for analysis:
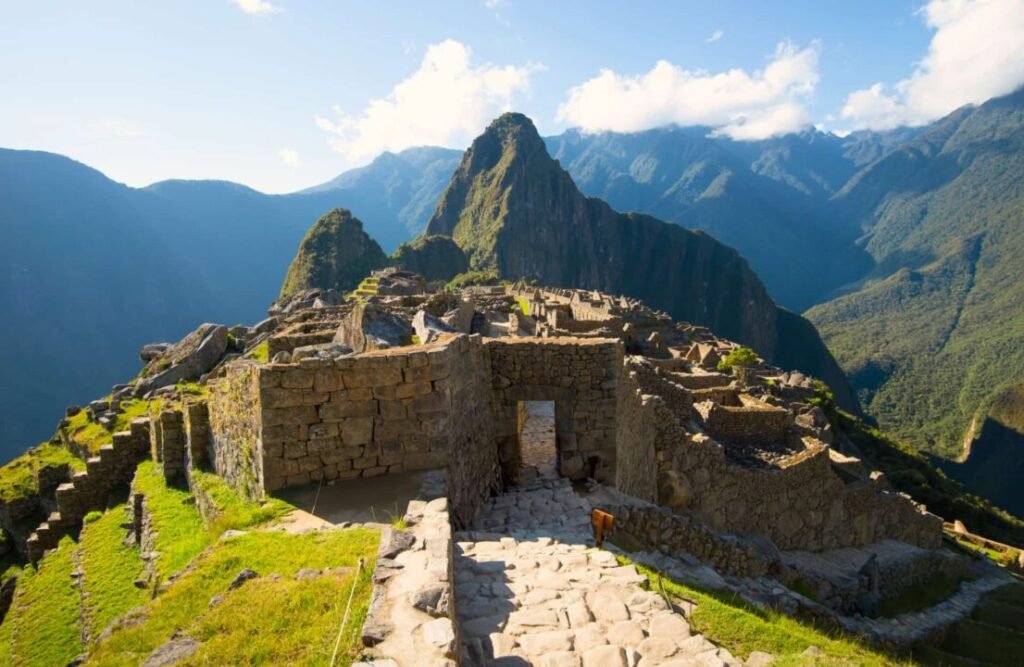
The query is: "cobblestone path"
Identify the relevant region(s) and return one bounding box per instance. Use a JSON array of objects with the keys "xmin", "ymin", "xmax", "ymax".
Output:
[{"xmin": 454, "ymin": 475, "xmax": 741, "ymax": 666}]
